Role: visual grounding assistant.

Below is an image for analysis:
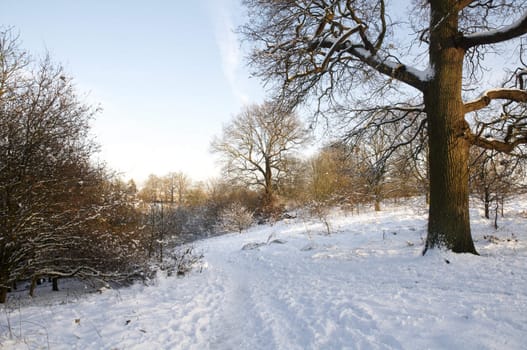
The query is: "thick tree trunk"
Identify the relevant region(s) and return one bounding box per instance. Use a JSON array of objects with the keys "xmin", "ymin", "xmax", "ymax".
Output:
[{"xmin": 424, "ymin": 0, "xmax": 478, "ymax": 254}]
